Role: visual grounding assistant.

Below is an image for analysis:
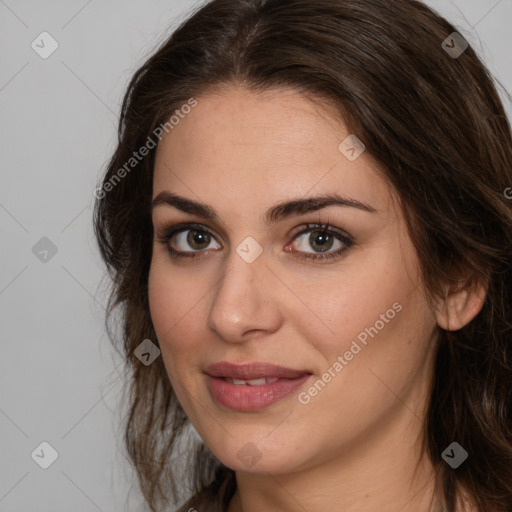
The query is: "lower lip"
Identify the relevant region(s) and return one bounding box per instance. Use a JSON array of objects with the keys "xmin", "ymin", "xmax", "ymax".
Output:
[{"xmin": 206, "ymin": 374, "xmax": 312, "ymax": 411}]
